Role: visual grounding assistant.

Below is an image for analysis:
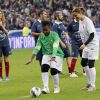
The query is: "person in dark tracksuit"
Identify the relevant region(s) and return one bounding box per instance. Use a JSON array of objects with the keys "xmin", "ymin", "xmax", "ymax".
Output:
[{"xmin": 31, "ymin": 9, "xmax": 47, "ymax": 65}]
